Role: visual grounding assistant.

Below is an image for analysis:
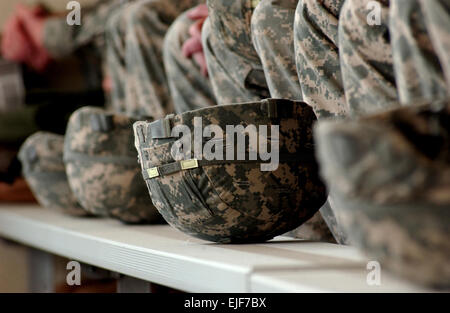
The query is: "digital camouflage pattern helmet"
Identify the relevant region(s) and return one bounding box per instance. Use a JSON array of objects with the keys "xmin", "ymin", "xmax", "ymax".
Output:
[
  {"xmin": 134, "ymin": 99, "xmax": 327, "ymax": 243},
  {"xmin": 64, "ymin": 107, "xmax": 162, "ymax": 224},
  {"xmin": 18, "ymin": 132, "xmax": 86, "ymax": 216},
  {"xmin": 315, "ymin": 100, "xmax": 450, "ymax": 288}
]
